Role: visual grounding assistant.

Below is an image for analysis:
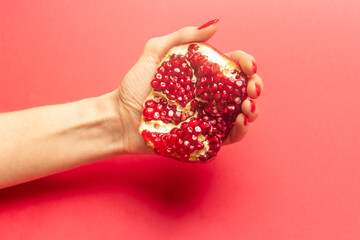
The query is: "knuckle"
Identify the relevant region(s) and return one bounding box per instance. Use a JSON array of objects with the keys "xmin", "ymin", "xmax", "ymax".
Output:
[
  {"xmin": 174, "ymin": 26, "xmax": 194, "ymax": 39},
  {"xmin": 144, "ymin": 37, "xmax": 160, "ymax": 51},
  {"xmin": 181, "ymin": 26, "xmax": 194, "ymax": 33}
]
